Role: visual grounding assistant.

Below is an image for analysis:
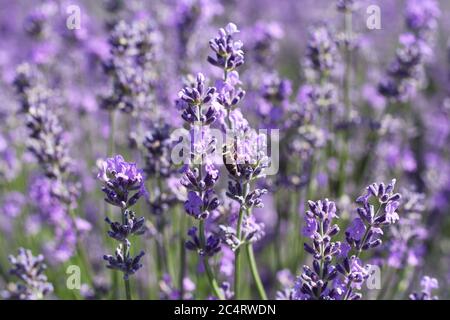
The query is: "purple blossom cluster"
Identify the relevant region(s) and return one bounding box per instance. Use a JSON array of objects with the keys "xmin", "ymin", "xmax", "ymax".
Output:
[
  {"xmin": 291, "ymin": 179, "xmax": 402, "ymax": 300},
  {"xmin": 97, "ymin": 155, "xmax": 146, "ymax": 296},
  {"xmin": 1, "ymin": 248, "xmax": 53, "ymax": 300}
]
